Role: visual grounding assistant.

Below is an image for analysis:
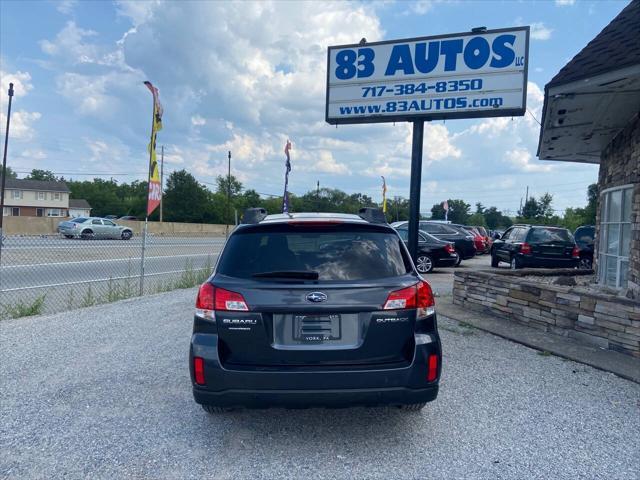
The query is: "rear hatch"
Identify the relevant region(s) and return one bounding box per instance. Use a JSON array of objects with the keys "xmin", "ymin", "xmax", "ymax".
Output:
[
  {"xmin": 527, "ymin": 227, "xmax": 576, "ymax": 259},
  {"xmin": 210, "ymin": 222, "xmax": 422, "ymax": 368}
]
